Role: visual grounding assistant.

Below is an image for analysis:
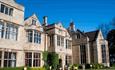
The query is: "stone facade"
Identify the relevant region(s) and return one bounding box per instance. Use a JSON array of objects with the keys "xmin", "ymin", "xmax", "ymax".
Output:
[
  {"xmin": 68, "ymin": 22, "xmax": 110, "ymax": 67},
  {"xmin": 0, "ymin": 0, "xmax": 109, "ymax": 69},
  {"xmin": 43, "ymin": 21, "xmax": 73, "ymax": 69}
]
